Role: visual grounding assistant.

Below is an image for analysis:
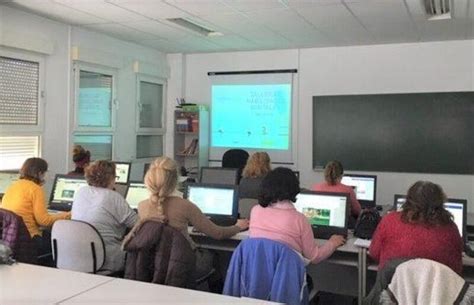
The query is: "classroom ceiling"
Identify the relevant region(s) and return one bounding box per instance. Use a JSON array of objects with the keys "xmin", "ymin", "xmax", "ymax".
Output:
[{"xmin": 3, "ymin": 0, "xmax": 473, "ymax": 53}]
